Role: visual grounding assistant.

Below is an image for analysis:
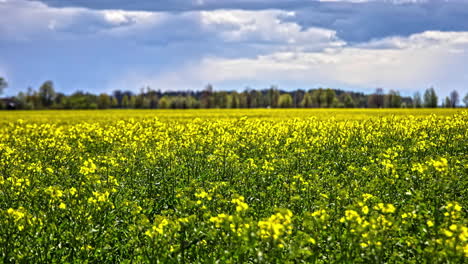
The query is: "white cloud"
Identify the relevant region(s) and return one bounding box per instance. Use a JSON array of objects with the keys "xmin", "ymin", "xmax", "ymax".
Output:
[
  {"xmin": 199, "ymin": 10, "xmax": 344, "ymax": 49},
  {"xmin": 100, "ymin": 10, "xmax": 166, "ymax": 28},
  {"xmin": 124, "ymin": 31, "xmax": 468, "ymax": 95},
  {"xmin": 0, "ymin": 0, "xmax": 165, "ymax": 41},
  {"xmin": 360, "ymin": 31, "xmax": 468, "ymax": 50},
  {"xmin": 102, "ymin": 10, "xmax": 137, "ymax": 25}
]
